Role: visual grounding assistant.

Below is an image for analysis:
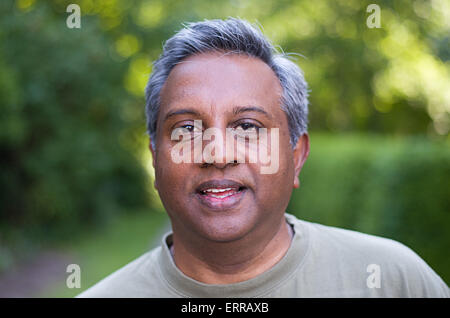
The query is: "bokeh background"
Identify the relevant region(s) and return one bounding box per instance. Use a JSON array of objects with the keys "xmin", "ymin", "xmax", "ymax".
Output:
[{"xmin": 0, "ymin": 0, "xmax": 449, "ymax": 297}]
